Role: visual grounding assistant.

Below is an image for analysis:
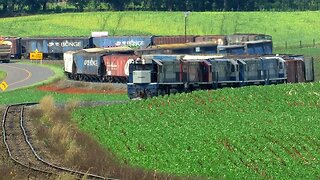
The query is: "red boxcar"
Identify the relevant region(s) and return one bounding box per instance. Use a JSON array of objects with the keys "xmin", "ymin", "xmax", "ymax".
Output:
[{"xmin": 103, "ymin": 54, "xmax": 137, "ymax": 83}]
